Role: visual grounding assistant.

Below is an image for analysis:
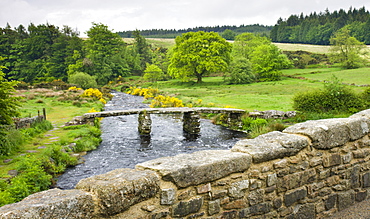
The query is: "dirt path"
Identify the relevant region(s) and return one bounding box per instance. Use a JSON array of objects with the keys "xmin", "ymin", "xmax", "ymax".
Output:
[{"xmin": 327, "ymin": 198, "xmax": 370, "ymax": 219}]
